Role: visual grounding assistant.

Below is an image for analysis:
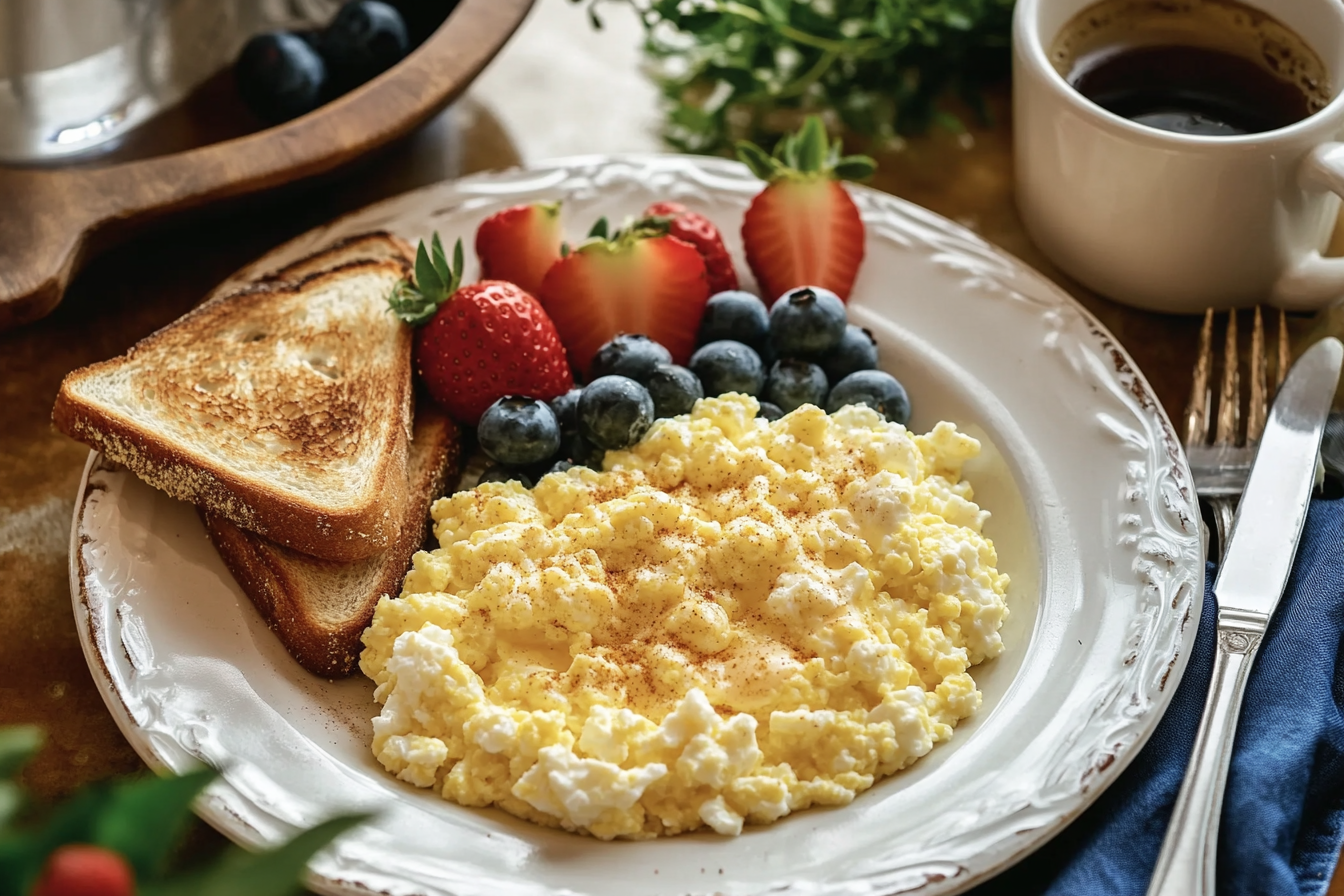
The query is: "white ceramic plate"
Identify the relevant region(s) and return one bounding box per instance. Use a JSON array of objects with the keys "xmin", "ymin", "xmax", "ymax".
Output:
[{"xmin": 70, "ymin": 155, "xmax": 1203, "ymax": 896}]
